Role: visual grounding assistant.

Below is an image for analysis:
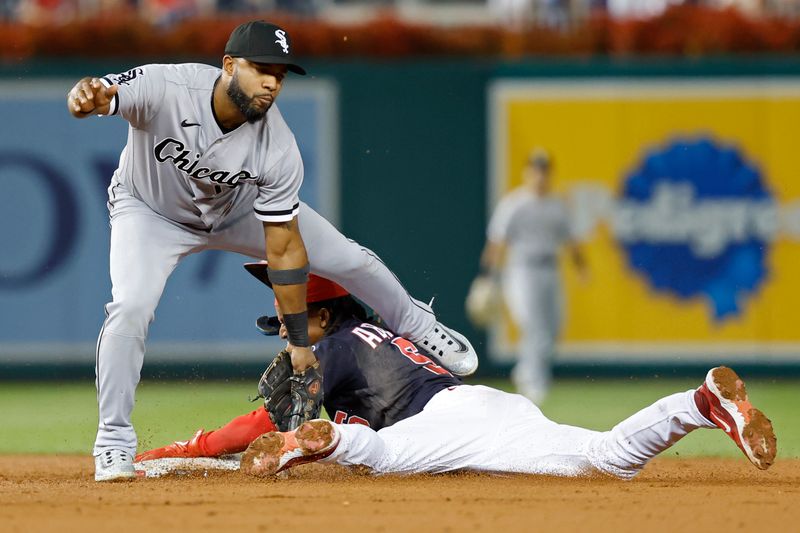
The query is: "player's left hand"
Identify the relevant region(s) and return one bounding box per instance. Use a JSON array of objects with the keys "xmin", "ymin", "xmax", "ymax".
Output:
[
  {"xmin": 290, "ymin": 345, "xmax": 318, "ymax": 372},
  {"xmin": 256, "ymin": 349, "xmax": 323, "ymax": 431},
  {"xmin": 576, "ymin": 264, "xmax": 591, "ymax": 285}
]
